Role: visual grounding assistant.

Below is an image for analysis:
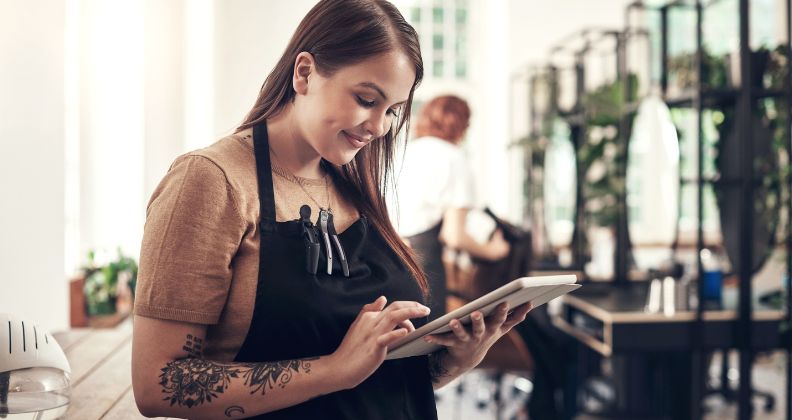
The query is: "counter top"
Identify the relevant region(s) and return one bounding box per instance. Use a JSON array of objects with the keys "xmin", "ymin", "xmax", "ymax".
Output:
[{"xmin": 53, "ymin": 319, "xmax": 170, "ymax": 420}]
